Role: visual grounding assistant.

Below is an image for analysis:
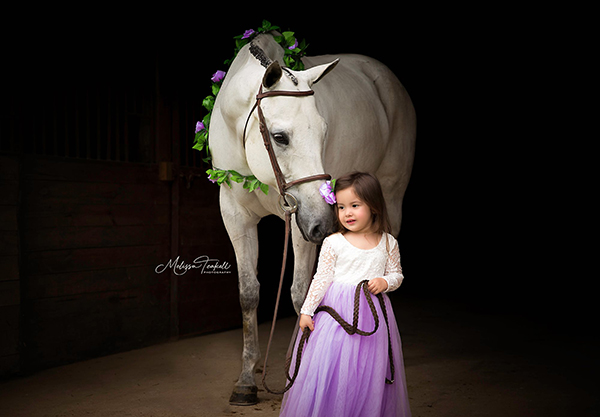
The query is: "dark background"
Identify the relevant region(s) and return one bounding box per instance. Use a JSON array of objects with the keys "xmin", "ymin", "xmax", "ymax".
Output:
[
  {"xmin": 159, "ymin": 9, "xmax": 582, "ymax": 322},
  {"xmin": 3, "ymin": 5, "xmax": 591, "ymax": 376}
]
